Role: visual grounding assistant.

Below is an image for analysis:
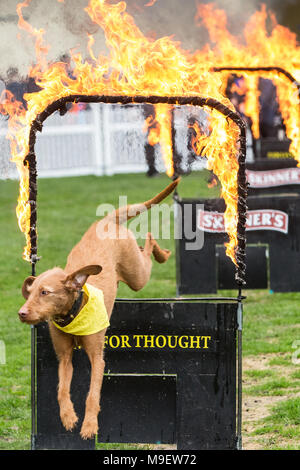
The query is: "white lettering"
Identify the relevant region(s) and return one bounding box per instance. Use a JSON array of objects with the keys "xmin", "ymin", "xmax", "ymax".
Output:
[
  {"xmin": 247, "ymin": 168, "xmax": 300, "ymax": 188},
  {"xmin": 198, "ymin": 209, "xmax": 288, "ymax": 234}
]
